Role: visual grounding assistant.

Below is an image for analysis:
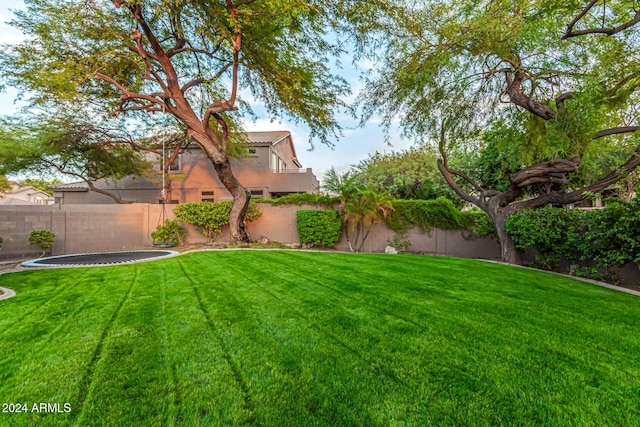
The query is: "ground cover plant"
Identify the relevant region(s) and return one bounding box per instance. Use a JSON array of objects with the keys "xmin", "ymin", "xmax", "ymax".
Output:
[{"xmin": 0, "ymin": 251, "xmax": 639, "ymax": 426}]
